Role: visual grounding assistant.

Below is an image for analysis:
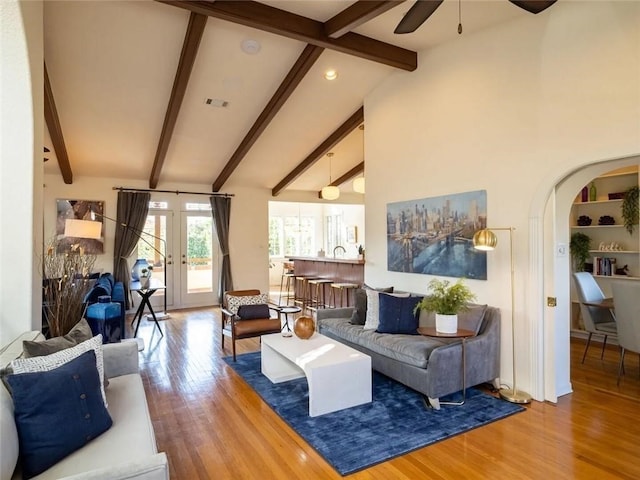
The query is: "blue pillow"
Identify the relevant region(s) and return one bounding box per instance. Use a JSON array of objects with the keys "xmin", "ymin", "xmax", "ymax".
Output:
[
  {"xmin": 7, "ymin": 350, "xmax": 112, "ymax": 479},
  {"xmin": 376, "ymin": 293, "xmax": 423, "ymax": 334},
  {"xmin": 237, "ymin": 303, "xmax": 271, "ymax": 320}
]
